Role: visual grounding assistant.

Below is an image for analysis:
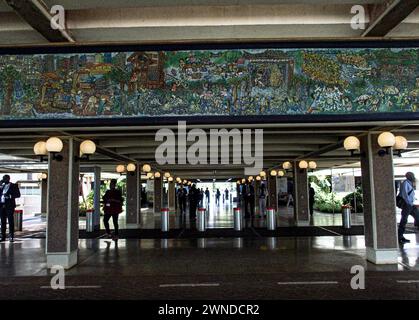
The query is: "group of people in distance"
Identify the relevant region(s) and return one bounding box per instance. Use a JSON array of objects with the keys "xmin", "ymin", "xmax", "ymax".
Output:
[
  {"xmin": 1, "ymin": 172, "xmax": 414, "ymax": 245},
  {"xmin": 177, "ymin": 184, "xmax": 230, "ymax": 221}
]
